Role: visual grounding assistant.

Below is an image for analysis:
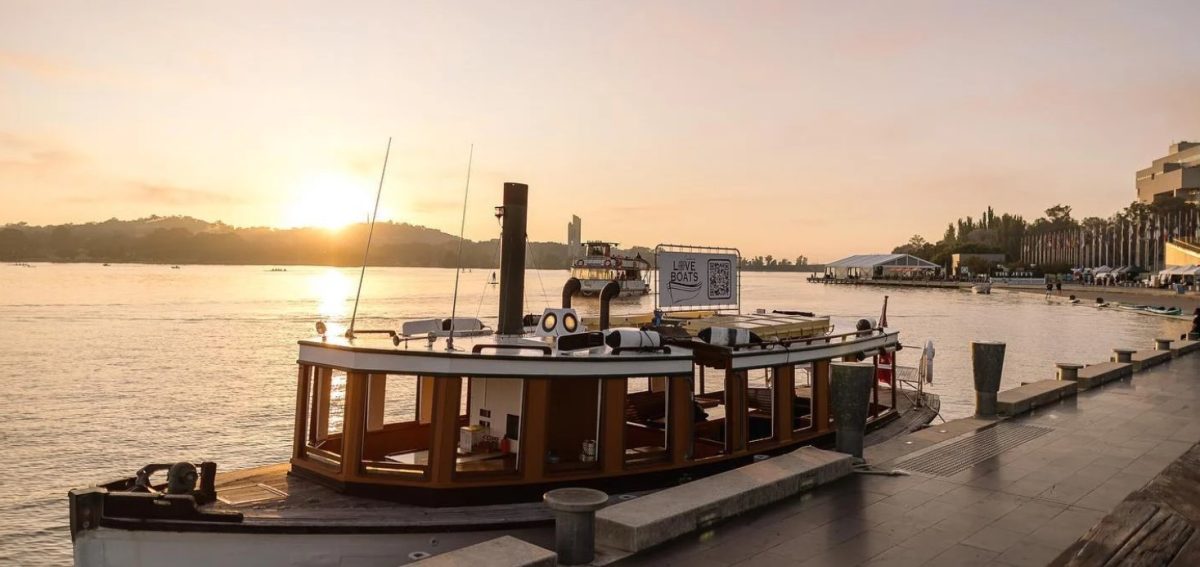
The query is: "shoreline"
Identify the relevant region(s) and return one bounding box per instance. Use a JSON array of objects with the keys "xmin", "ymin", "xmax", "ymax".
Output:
[{"xmin": 1004, "ymin": 284, "xmax": 1200, "ymax": 312}]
